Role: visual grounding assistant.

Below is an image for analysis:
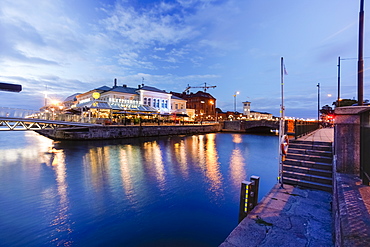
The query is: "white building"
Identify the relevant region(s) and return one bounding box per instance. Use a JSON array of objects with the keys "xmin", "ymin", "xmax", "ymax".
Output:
[{"xmin": 68, "ymin": 81, "xmax": 188, "ymax": 116}]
